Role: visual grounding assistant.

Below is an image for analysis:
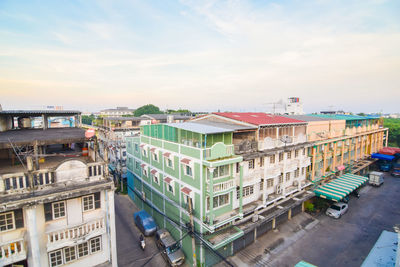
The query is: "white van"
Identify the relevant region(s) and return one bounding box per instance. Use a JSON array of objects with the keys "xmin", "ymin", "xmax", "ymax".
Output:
[{"xmin": 369, "ymin": 171, "xmax": 384, "ymax": 186}]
